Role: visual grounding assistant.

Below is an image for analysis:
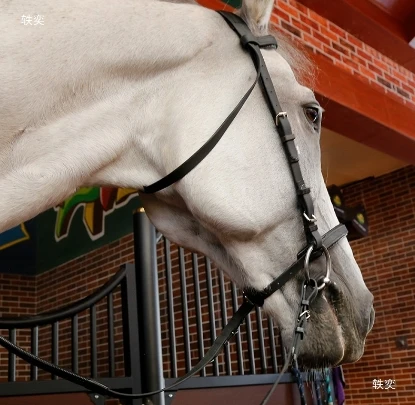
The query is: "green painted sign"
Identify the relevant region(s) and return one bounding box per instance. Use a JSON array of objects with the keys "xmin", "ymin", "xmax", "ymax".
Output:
[
  {"xmin": 37, "ymin": 187, "xmax": 141, "ymax": 272},
  {"xmin": 0, "ymin": 187, "xmax": 141, "ymax": 274}
]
